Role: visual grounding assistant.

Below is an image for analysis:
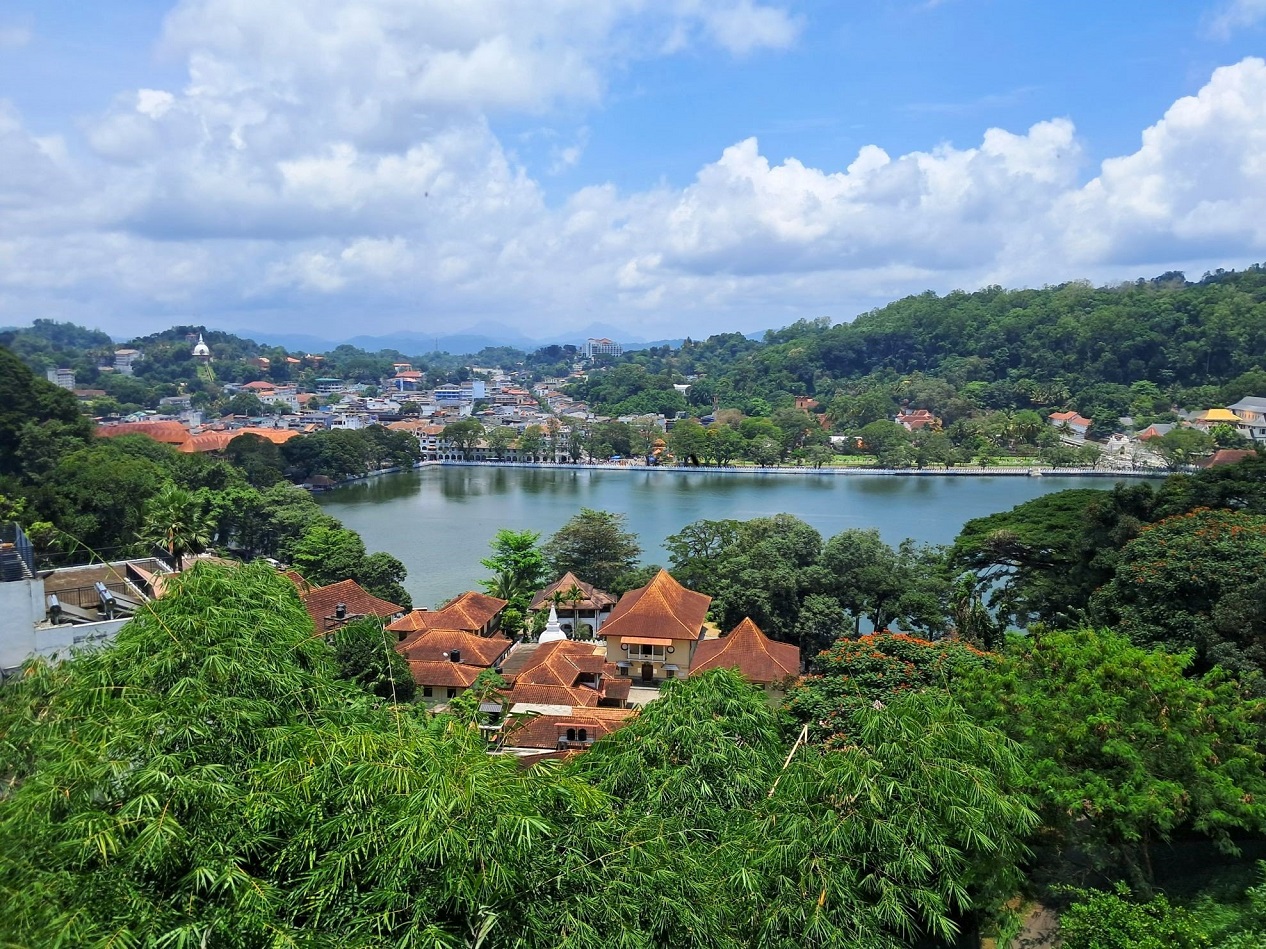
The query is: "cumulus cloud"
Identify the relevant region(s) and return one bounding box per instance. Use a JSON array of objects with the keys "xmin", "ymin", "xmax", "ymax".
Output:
[{"xmin": 0, "ymin": 0, "xmax": 1264, "ymax": 340}]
